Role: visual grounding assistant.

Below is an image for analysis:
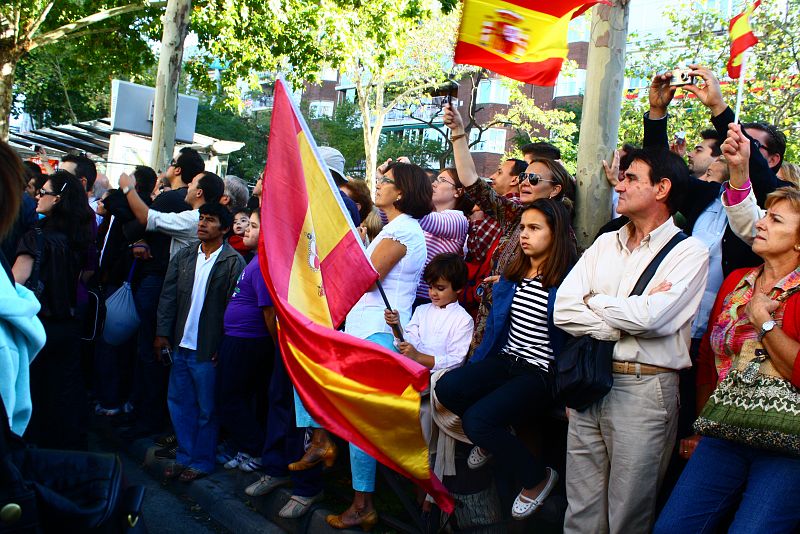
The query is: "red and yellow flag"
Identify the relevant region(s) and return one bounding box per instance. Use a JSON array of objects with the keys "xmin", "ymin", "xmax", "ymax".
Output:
[
  {"xmin": 727, "ymin": 0, "xmax": 760, "ymax": 79},
  {"xmin": 258, "ymin": 79, "xmax": 453, "ymax": 512},
  {"xmin": 453, "ymin": 0, "xmax": 605, "ymax": 85}
]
